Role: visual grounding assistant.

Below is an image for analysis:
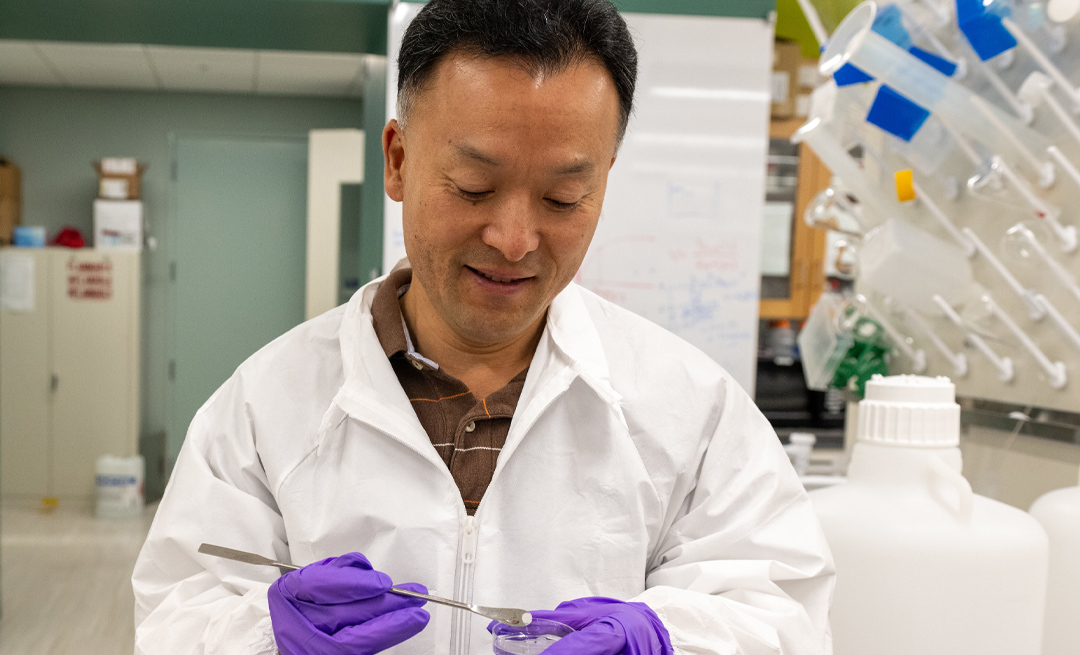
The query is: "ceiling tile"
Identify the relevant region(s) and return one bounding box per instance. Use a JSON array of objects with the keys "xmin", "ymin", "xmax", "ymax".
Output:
[
  {"xmin": 145, "ymin": 46, "xmax": 256, "ymax": 93},
  {"xmin": 0, "ymin": 40, "xmax": 65, "ymax": 86},
  {"xmin": 256, "ymin": 50, "xmax": 364, "ymax": 97},
  {"xmin": 35, "ymin": 41, "xmax": 157, "ymax": 90}
]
